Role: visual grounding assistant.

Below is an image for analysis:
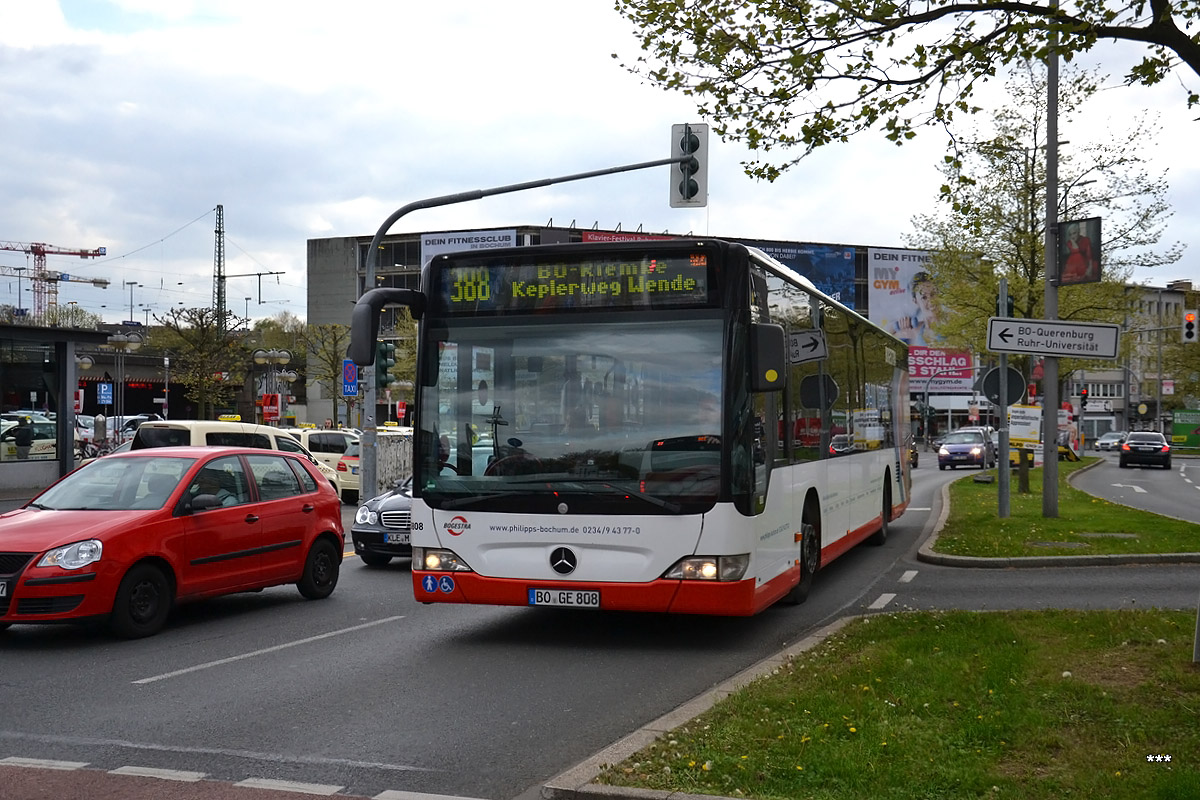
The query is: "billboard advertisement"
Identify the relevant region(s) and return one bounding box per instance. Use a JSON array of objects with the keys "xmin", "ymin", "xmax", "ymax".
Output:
[
  {"xmin": 421, "ymin": 229, "xmax": 517, "ymax": 265},
  {"xmin": 868, "ymin": 247, "xmax": 973, "ymax": 393},
  {"xmin": 1058, "ymin": 216, "xmax": 1101, "ymax": 286},
  {"xmin": 733, "ymin": 239, "xmax": 857, "ymax": 309},
  {"xmin": 581, "ymin": 231, "xmax": 676, "ymax": 243}
]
